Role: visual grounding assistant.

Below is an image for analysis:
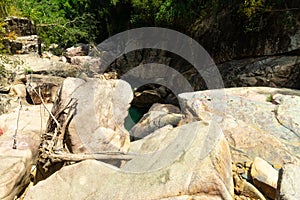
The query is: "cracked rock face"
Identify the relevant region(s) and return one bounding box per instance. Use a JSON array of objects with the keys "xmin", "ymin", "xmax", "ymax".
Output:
[{"xmin": 178, "ymin": 87, "xmax": 300, "ymax": 165}]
